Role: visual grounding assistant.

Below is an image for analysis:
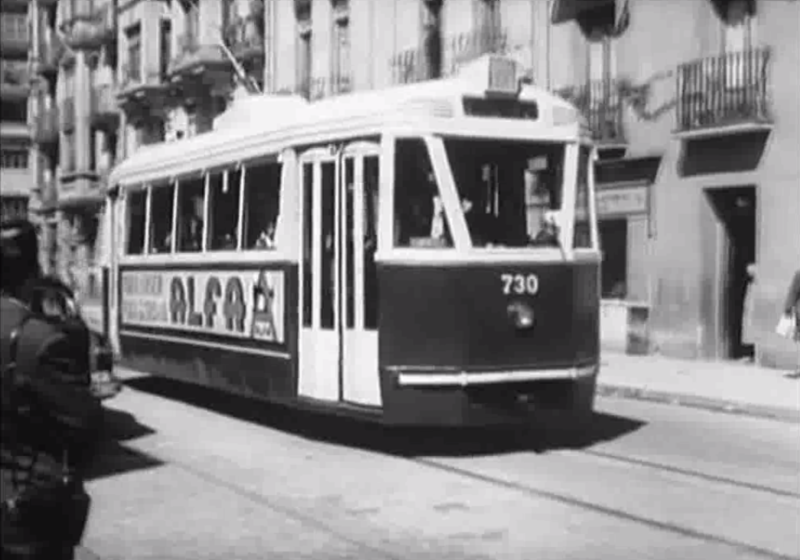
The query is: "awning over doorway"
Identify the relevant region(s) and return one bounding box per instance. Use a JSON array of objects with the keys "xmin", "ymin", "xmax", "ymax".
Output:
[{"xmin": 550, "ymin": 0, "xmax": 630, "ymax": 30}]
